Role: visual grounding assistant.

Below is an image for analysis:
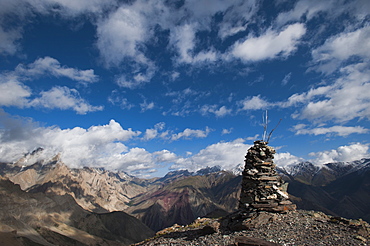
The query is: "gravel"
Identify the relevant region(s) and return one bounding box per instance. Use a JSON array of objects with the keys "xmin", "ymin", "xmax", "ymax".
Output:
[{"xmin": 133, "ymin": 210, "xmax": 370, "ymax": 246}]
